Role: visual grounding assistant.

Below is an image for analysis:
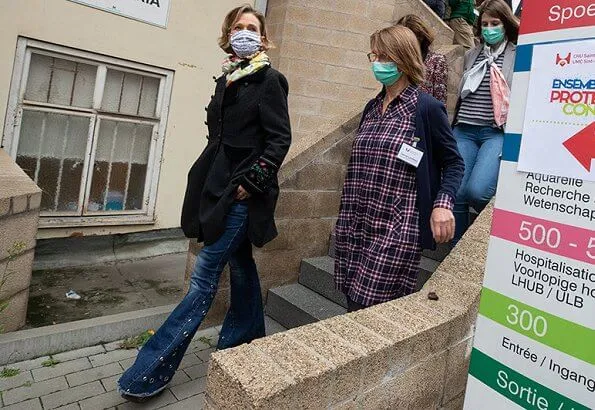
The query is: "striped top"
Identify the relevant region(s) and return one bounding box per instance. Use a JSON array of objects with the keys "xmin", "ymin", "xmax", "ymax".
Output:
[{"xmin": 456, "ymin": 52, "xmax": 505, "ymax": 126}]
